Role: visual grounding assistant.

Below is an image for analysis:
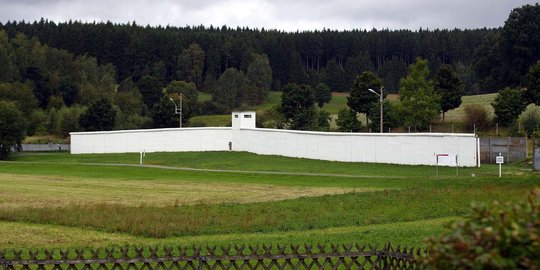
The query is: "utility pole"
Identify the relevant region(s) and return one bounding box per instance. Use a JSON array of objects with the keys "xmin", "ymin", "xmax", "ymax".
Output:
[
  {"xmin": 368, "ymin": 87, "xmax": 384, "ymax": 133},
  {"xmin": 169, "ymin": 93, "xmax": 184, "ymax": 128}
]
